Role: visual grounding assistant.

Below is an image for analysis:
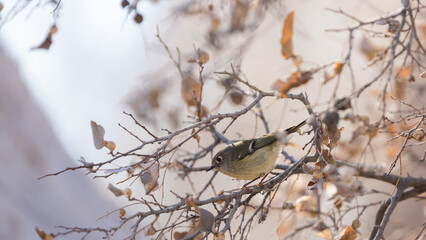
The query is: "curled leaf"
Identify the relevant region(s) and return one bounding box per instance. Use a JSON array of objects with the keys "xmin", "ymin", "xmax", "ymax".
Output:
[
  {"xmin": 32, "ymin": 24, "xmax": 58, "ymax": 50},
  {"xmin": 338, "ymin": 226, "xmax": 357, "ymax": 240},
  {"xmin": 91, "ymin": 121, "xmax": 106, "ymax": 149},
  {"xmin": 90, "ymin": 121, "xmax": 116, "ymax": 153},
  {"xmin": 280, "ymin": 11, "xmax": 294, "ymax": 60}
]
